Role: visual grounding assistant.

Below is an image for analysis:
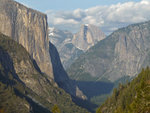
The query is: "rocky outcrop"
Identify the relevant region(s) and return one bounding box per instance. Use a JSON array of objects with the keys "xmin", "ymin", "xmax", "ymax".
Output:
[
  {"xmin": 0, "ymin": 0, "xmax": 53, "ymax": 79},
  {"xmin": 49, "ymin": 42, "xmax": 86, "ymax": 99},
  {"xmin": 49, "ymin": 28, "xmax": 83, "ymax": 69},
  {"xmin": 49, "ymin": 25, "xmax": 105, "ymax": 69},
  {"xmin": 0, "ymin": 33, "xmax": 89, "ymax": 113},
  {"xmin": 72, "ymin": 24, "xmax": 106, "ymax": 51},
  {"xmin": 67, "ymin": 21, "xmax": 150, "ymax": 82},
  {"xmin": 0, "ymin": 0, "xmax": 87, "ymax": 101}
]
